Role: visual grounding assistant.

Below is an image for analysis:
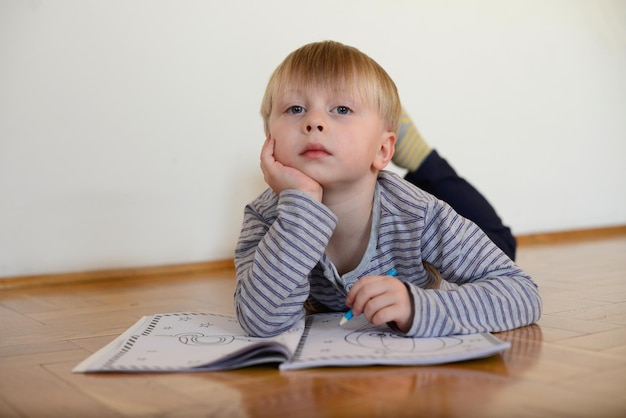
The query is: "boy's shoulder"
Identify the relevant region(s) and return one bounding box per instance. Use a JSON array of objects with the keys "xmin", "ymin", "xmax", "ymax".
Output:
[
  {"xmin": 377, "ymin": 170, "xmax": 437, "ymax": 208},
  {"xmin": 376, "ymin": 171, "xmax": 451, "ymax": 228}
]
